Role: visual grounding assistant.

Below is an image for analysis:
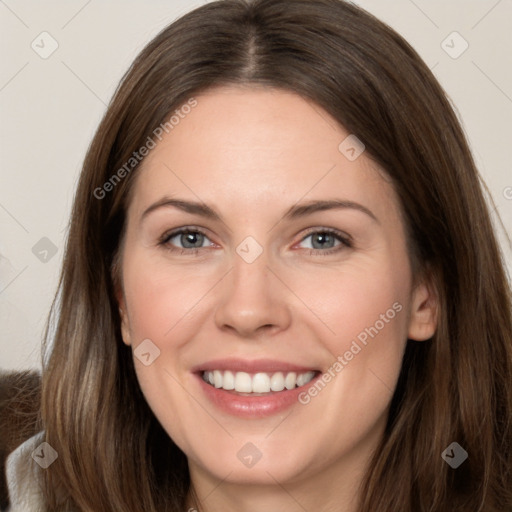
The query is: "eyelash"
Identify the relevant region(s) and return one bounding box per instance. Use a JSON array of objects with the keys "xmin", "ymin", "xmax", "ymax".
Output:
[{"xmin": 158, "ymin": 227, "xmax": 353, "ymax": 257}]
